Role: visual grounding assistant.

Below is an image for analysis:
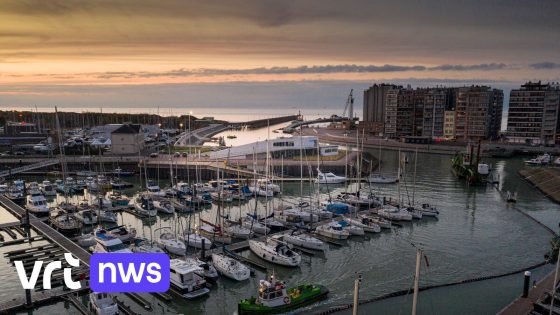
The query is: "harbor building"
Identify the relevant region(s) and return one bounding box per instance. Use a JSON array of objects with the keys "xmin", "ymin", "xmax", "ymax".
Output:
[
  {"xmin": 384, "ymin": 86, "xmax": 415, "ymax": 139},
  {"xmin": 454, "ymin": 86, "xmax": 503, "ymax": 141},
  {"xmin": 208, "ymin": 136, "xmax": 337, "ymax": 160},
  {"xmin": 506, "ymin": 81, "xmax": 560, "ymax": 145},
  {"xmin": 110, "ymin": 124, "xmax": 144, "ymax": 154}
]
